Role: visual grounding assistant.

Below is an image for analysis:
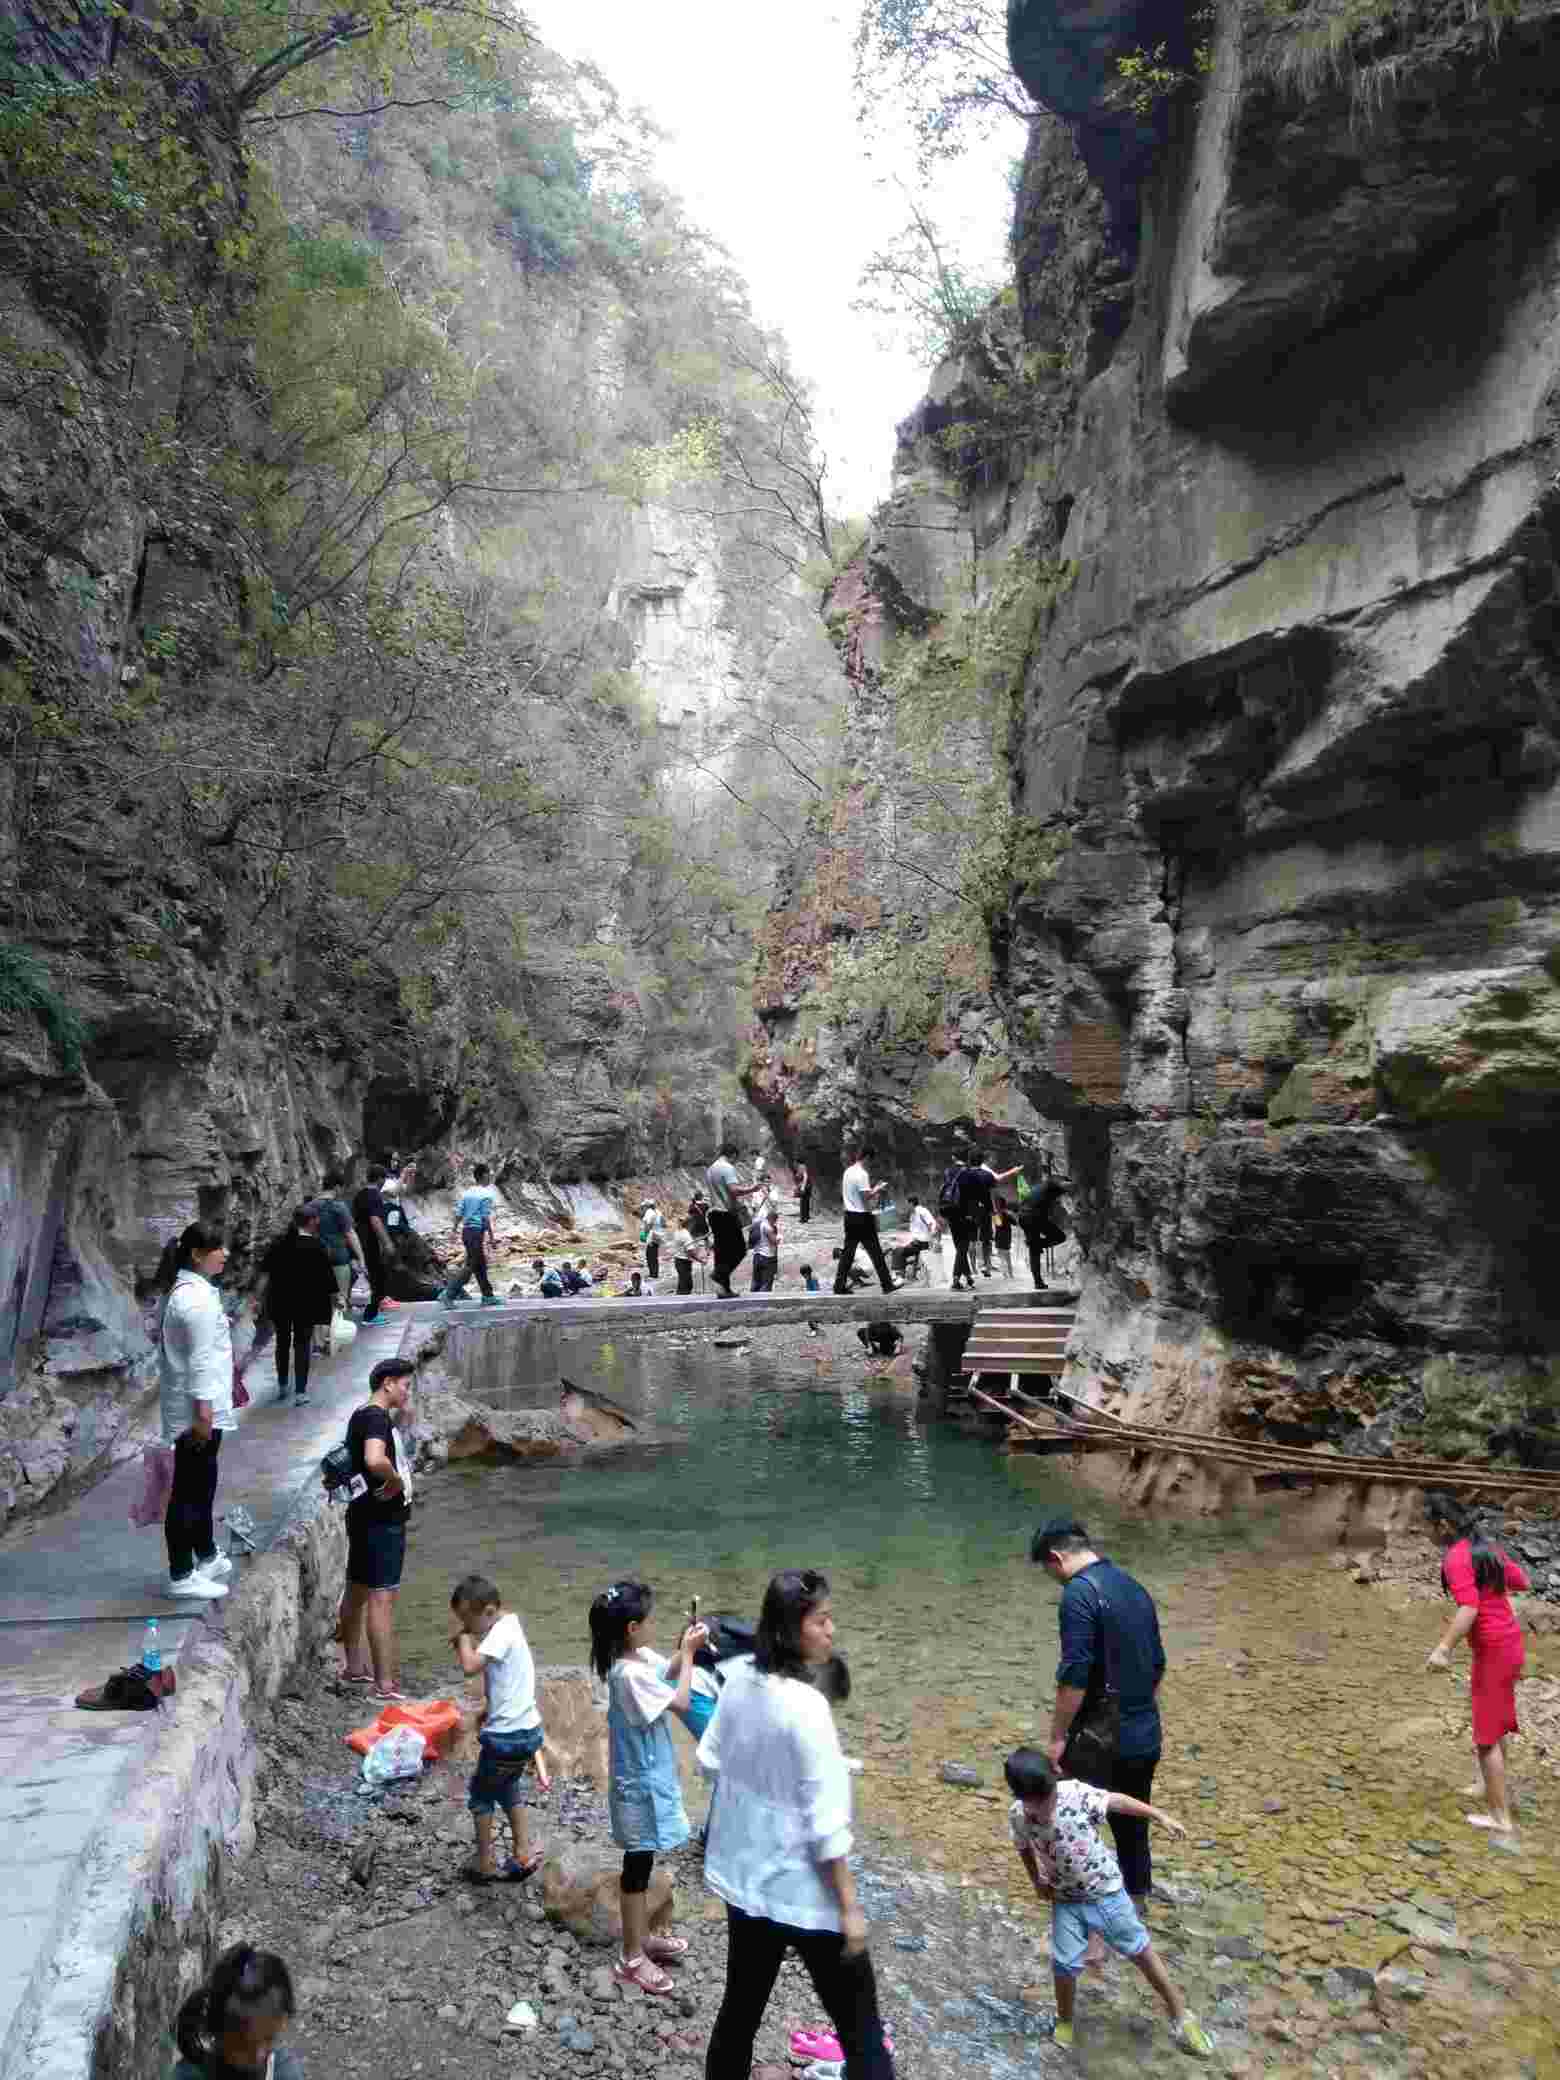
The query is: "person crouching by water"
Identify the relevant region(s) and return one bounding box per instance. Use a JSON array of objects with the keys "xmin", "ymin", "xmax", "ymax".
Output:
[
  {"xmin": 589, "ymin": 1580, "xmax": 709, "ymax": 1996},
  {"xmin": 1423, "ymin": 1490, "xmax": 1531, "ymax": 1833},
  {"xmin": 1005, "ymin": 1748, "xmax": 1212, "ymax": 2058},
  {"xmin": 698, "ymin": 1569, "xmax": 894, "ymax": 2080},
  {"xmin": 172, "ymin": 1944, "xmax": 301, "ymax": 2079},
  {"xmin": 157, "ymin": 1220, "xmax": 236, "ymax": 1600},
  {"xmin": 340, "ymin": 1357, "xmax": 415, "ymax": 1699}
]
